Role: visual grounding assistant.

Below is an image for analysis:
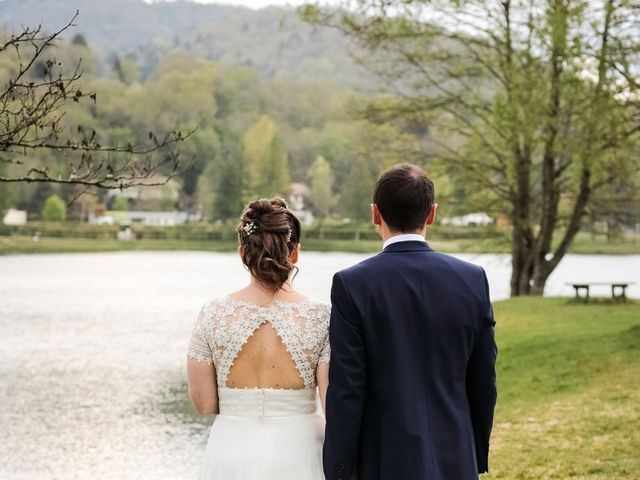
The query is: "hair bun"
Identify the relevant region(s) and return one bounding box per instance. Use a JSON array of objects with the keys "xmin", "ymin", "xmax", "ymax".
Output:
[
  {"xmin": 270, "ymin": 197, "xmax": 288, "ymax": 209},
  {"xmin": 246, "ymin": 198, "xmax": 274, "ymax": 219},
  {"xmin": 246, "ymin": 198, "xmax": 289, "ymax": 235},
  {"xmin": 236, "ymin": 197, "xmax": 302, "ymax": 291}
]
